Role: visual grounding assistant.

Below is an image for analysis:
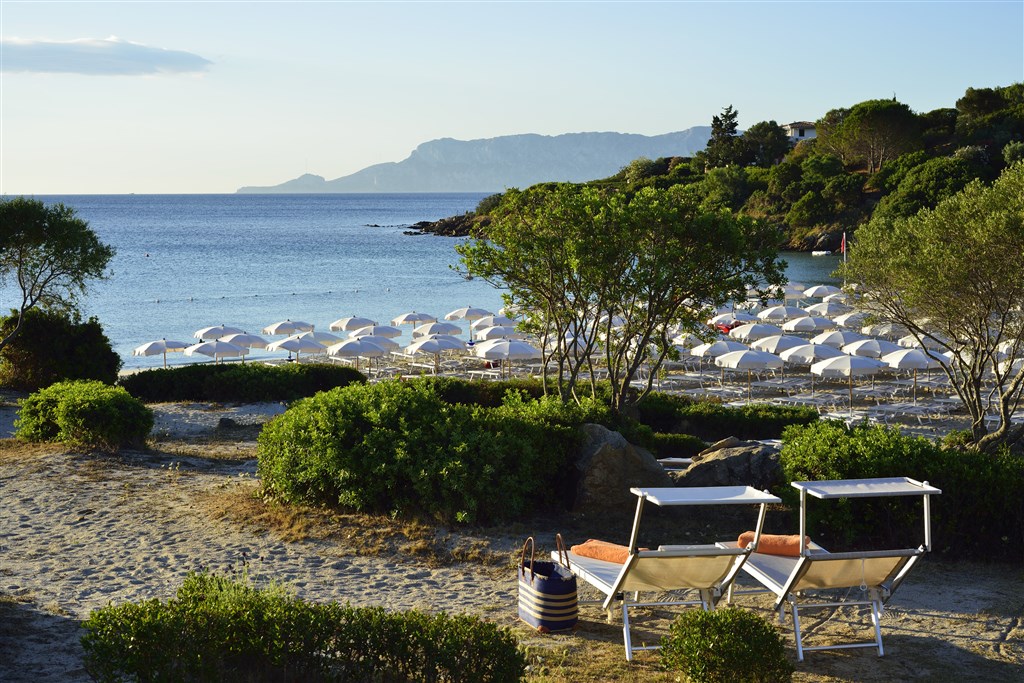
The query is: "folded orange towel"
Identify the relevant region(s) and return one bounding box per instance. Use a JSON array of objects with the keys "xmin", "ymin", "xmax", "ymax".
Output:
[
  {"xmin": 570, "ymin": 539, "xmax": 633, "ymax": 564},
  {"xmin": 737, "ymin": 531, "xmax": 810, "ymax": 557}
]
